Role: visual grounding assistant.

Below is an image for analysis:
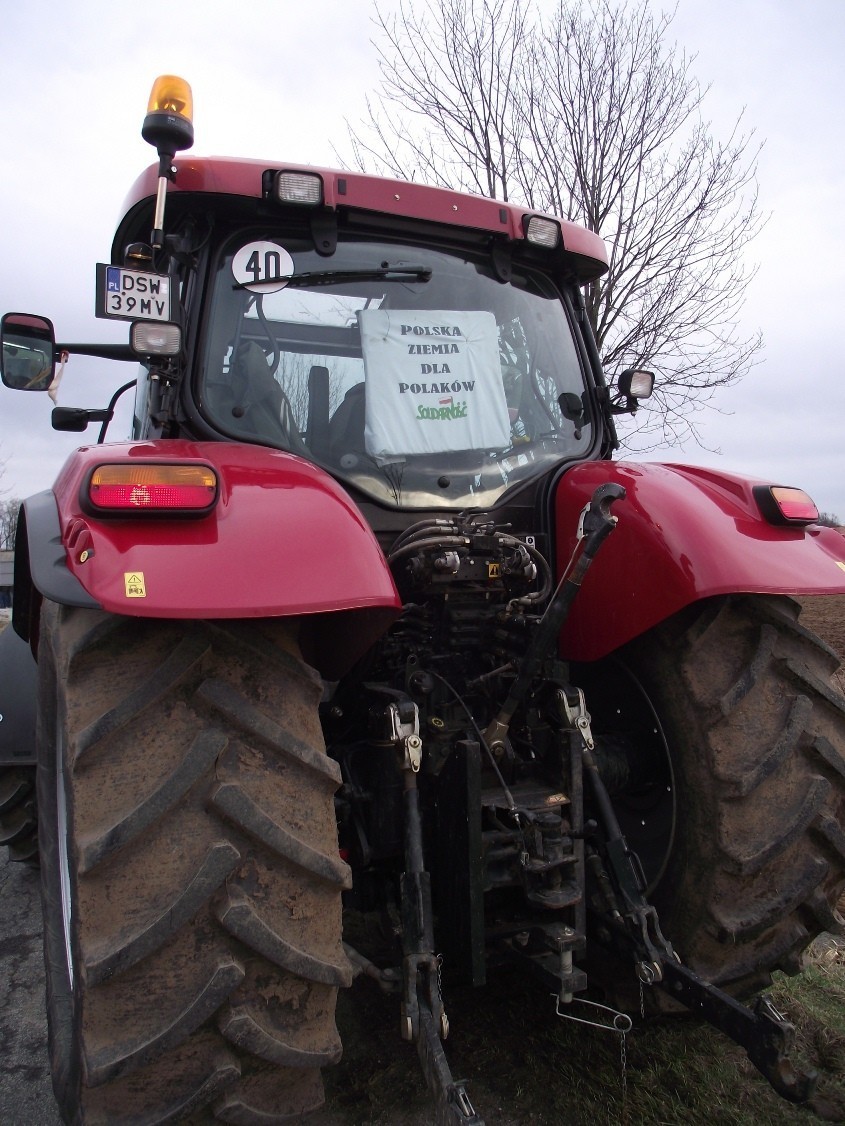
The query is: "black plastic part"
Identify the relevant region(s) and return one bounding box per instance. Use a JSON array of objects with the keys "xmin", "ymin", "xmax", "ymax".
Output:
[
  {"xmin": 52, "ymin": 407, "xmax": 111, "ymax": 433},
  {"xmin": 55, "ymin": 342, "xmax": 136, "ymax": 362},
  {"xmin": 752, "ymin": 484, "xmax": 816, "ymax": 527},
  {"xmin": 572, "ymin": 286, "xmax": 619, "ymax": 456},
  {"xmin": 15, "ymin": 492, "xmax": 101, "ymax": 637},
  {"xmin": 492, "ymin": 483, "xmax": 625, "ymax": 727},
  {"xmin": 310, "ymin": 210, "xmax": 338, "ymax": 256},
  {"xmin": 432, "ymin": 740, "xmax": 486, "ymax": 986},
  {"xmin": 141, "ymin": 111, "xmax": 194, "ymax": 156},
  {"xmin": 490, "ymin": 241, "xmax": 512, "ymax": 282},
  {"xmin": 0, "ymin": 625, "xmax": 37, "ymax": 765},
  {"xmin": 579, "ymin": 482, "xmax": 626, "ymax": 558}
]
